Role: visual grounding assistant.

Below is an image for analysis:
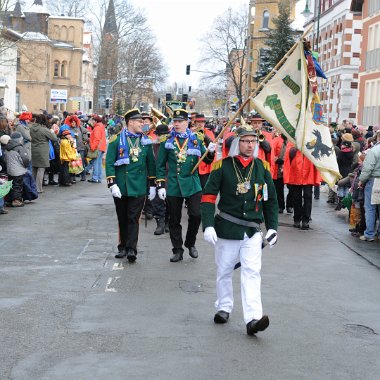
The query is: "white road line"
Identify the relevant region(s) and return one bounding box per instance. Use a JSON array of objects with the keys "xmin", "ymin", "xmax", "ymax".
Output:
[
  {"xmin": 112, "ymin": 262, "xmax": 124, "ymax": 270},
  {"xmin": 77, "ymin": 239, "xmax": 94, "ymax": 260},
  {"xmin": 105, "ymin": 276, "xmax": 120, "ymax": 292}
]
